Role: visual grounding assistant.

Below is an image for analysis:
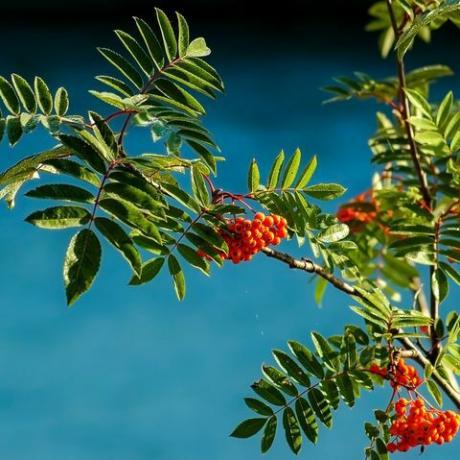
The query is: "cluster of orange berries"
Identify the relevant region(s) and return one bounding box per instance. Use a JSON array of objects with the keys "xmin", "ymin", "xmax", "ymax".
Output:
[
  {"xmin": 387, "ymin": 398, "xmax": 460, "ymax": 452},
  {"xmin": 369, "ymin": 359, "xmax": 423, "ymax": 390},
  {"xmin": 220, "ymin": 212, "xmax": 288, "ymax": 264},
  {"xmin": 337, "ymin": 191, "xmax": 378, "ymax": 232}
]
